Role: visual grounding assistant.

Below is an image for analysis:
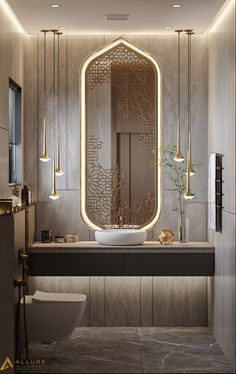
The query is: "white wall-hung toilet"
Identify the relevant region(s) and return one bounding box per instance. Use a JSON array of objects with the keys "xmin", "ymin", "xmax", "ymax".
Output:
[{"xmin": 20, "ymin": 290, "xmax": 86, "ymax": 344}]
